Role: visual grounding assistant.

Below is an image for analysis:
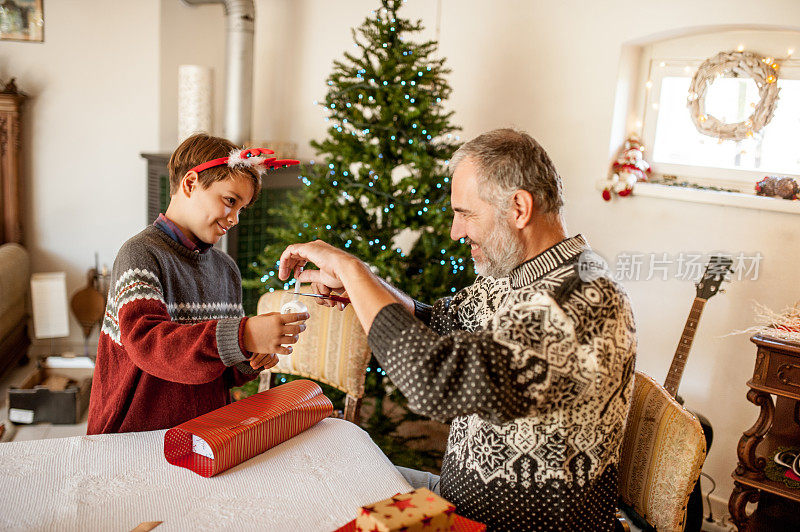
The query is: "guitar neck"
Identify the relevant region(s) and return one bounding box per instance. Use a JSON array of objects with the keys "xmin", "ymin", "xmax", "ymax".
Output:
[{"xmin": 664, "ymin": 297, "xmax": 707, "ymax": 398}]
